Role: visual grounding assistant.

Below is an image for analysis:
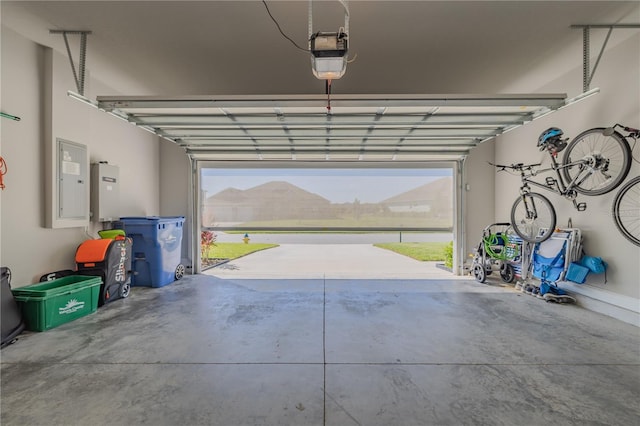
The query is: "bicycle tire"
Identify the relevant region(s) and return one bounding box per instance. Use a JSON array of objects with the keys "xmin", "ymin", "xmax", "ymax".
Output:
[
  {"xmin": 562, "ymin": 128, "xmax": 631, "ymax": 196},
  {"xmin": 612, "ymin": 175, "xmax": 640, "ymax": 246},
  {"xmin": 510, "ymin": 192, "xmax": 556, "ymax": 243}
]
